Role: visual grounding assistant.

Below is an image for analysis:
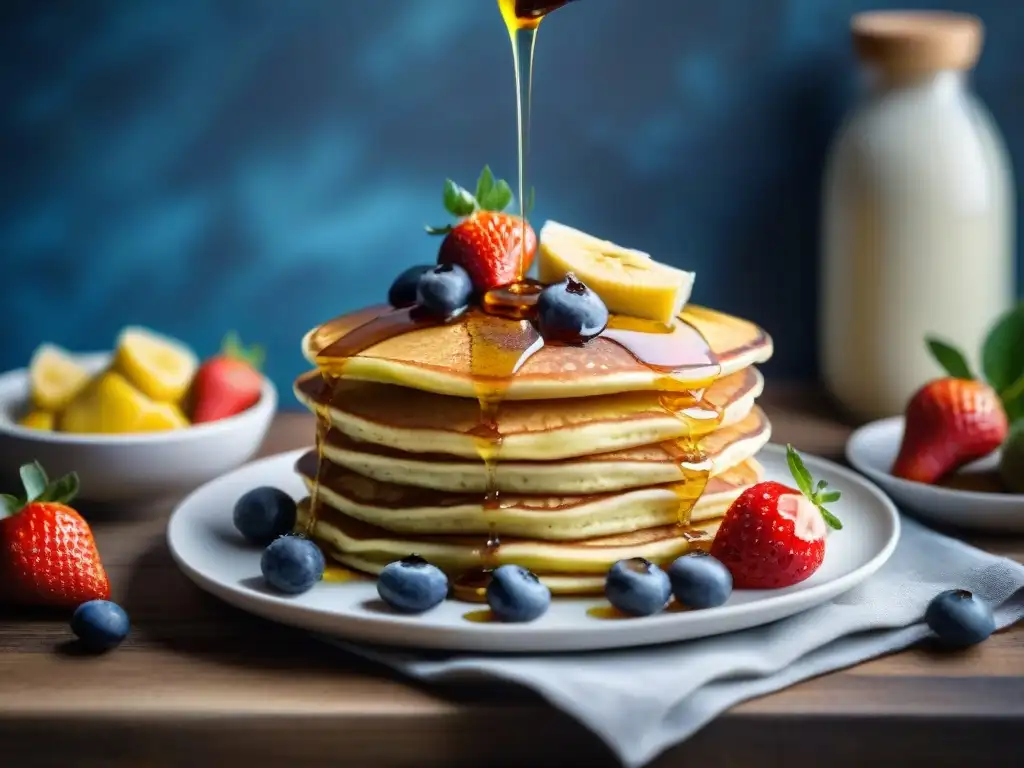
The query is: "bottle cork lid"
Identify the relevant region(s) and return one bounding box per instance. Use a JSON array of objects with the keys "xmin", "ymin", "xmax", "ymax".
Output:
[{"xmin": 852, "ymin": 11, "xmax": 984, "ymax": 74}]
